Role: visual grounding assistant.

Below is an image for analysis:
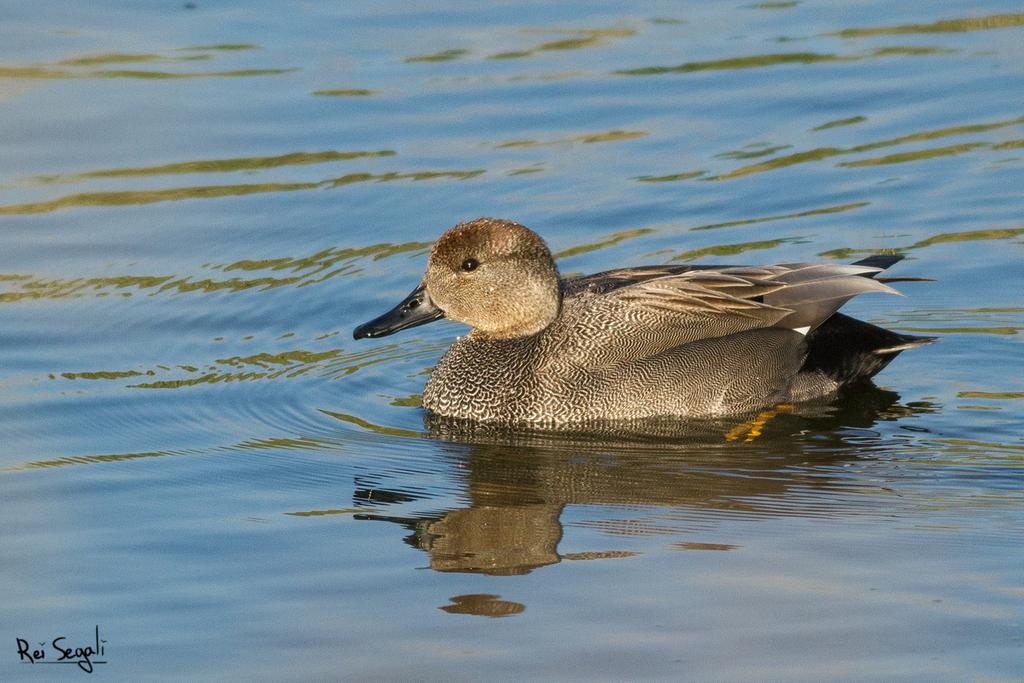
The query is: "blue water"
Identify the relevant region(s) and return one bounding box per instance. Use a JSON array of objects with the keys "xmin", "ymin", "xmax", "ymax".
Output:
[{"xmin": 2, "ymin": 2, "xmax": 1022, "ymax": 680}]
